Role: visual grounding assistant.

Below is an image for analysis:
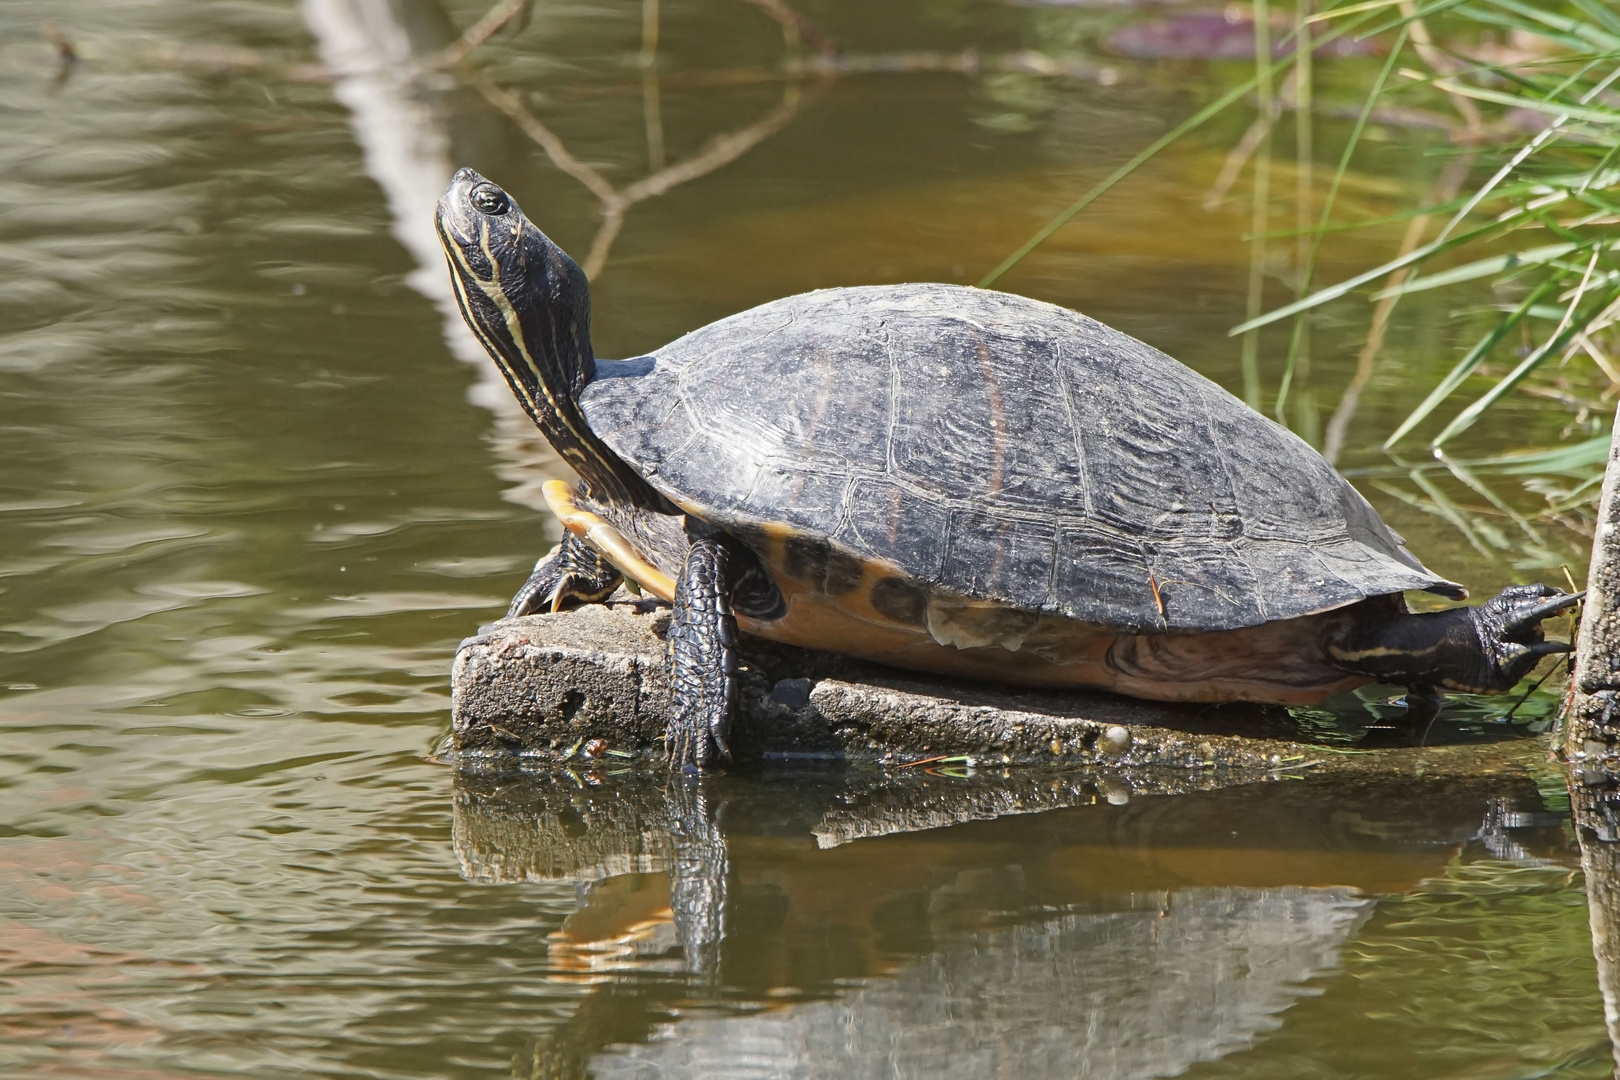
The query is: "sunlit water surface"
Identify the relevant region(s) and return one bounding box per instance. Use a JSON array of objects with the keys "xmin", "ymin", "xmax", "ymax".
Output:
[{"xmin": 0, "ymin": 0, "xmax": 1609, "ymax": 1076}]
